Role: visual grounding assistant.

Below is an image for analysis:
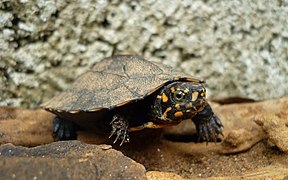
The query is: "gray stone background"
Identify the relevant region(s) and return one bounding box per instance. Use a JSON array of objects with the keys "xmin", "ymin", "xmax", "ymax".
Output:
[{"xmin": 0, "ymin": 0, "xmax": 287, "ymax": 108}]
